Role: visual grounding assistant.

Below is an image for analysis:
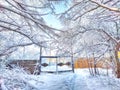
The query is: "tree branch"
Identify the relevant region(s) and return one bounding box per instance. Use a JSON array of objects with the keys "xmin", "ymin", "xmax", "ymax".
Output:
[{"xmin": 90, "ymin": 0, "xmax": 120, "ymax": 12}]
